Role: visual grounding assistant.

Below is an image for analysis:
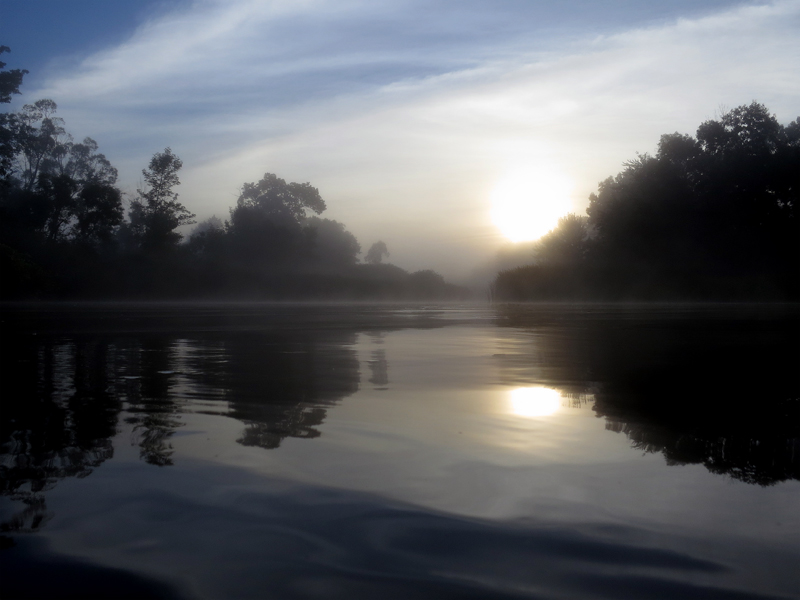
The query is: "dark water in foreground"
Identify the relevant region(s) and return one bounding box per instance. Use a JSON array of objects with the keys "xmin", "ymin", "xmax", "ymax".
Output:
[{"xmin": 1, "ymin": 303, "xmax": 798, "ymax": 600}]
